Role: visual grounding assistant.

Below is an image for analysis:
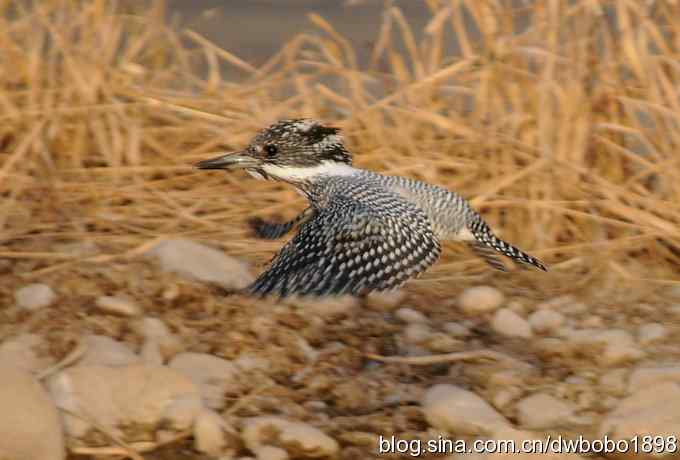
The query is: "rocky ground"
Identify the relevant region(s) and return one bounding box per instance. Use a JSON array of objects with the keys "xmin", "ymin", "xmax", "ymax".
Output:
[{"xmin": 0, "ymin": 239, "xmax": 679, "ymax": 460}]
